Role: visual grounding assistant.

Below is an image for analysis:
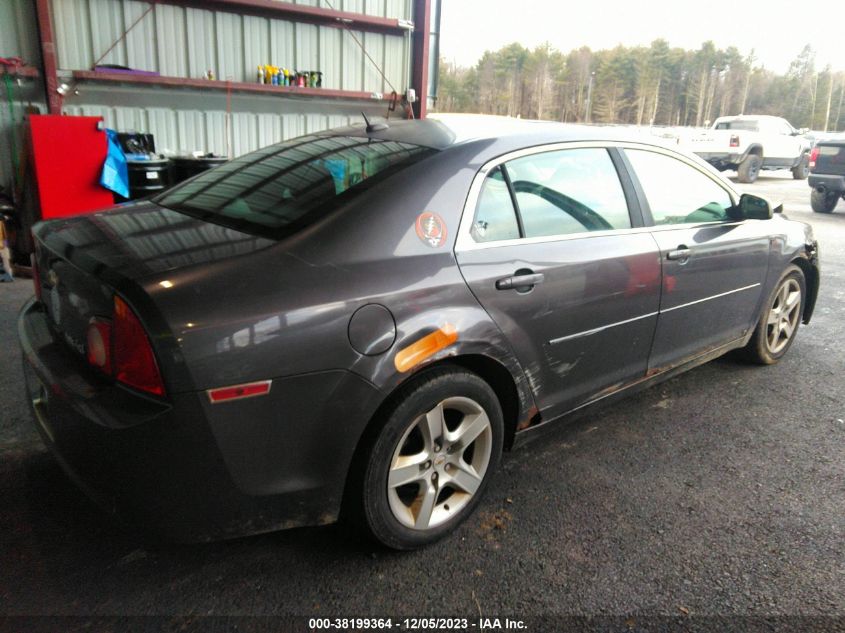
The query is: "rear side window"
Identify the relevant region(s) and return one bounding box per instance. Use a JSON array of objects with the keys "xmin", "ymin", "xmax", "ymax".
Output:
[
  {"xmin": 471, "ymin": 167, "xmax": 520, "ymax": 242},
  {"xmin": 625, "ymin": 149, "xmax": 734, "ymax": 224},
  {"xmin": 469, "ymin": 147, "xmax": 632, "ymax": 243},
  {"xmin": 505, "ymin": 148, "xmax": 632, "ymax": 238},
  {"xmin": 155, "ymin": 135, "xmax": 435, "ymax": 238}
]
